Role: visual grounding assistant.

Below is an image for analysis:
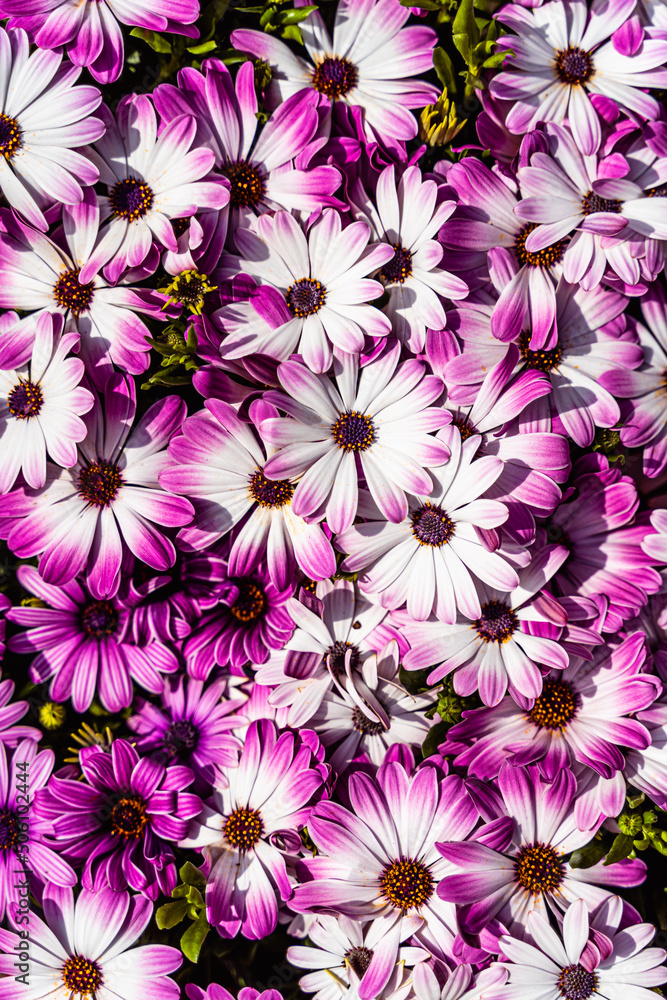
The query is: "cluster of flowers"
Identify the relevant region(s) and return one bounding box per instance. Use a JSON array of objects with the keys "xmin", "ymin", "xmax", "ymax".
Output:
[{"xmin": 0, "ymin": 0, "xmax": 667, "ymax": 998}]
